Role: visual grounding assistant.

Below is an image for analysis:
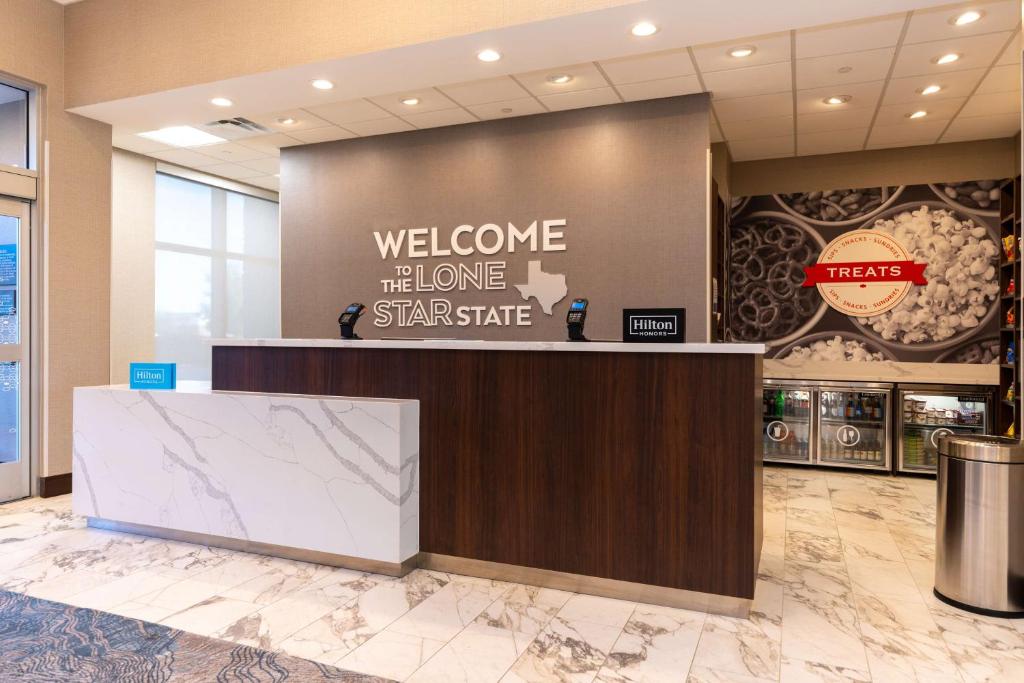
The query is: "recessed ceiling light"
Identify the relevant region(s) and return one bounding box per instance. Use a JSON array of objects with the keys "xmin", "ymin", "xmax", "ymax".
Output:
[
  {"xmin": 547, "ymin": 74, "xmax": 573, "ymax": 85},
  {"xmin": 729, "ymin": 46, "xmax": 755, "ymax": 58},
  {"xmin": 501, "ymin": 107, "xmax": 514, "ymax": 114},
  {"xmin": 952, "ymin": 10, "xmax": 983, "ymax": 26},
  {"xmin": 400, "ymin": 97, "xmax": 420, "ymax": 106},
  {"xmin": 935, "ymin": 53, "xmax": 961, "ymax": 65},
  {"xmin": 477, "ymin": 49, "xmax": 502, "ymax": 62},
  {"xmin": 630, "ymin": 22, "xmax": 658, "ymax": 37},
  {"xmin": 920, "ymin": 84, "xmax": 942, "ymax": 95},
  {"xmin": 824, "ymin": 95, "xmax": 852, "ymax": 105},
  {"xmin": 277, "ymin": 117, "xmax": 297, "ymax": 125},
  {"xmin": 138, "ymin": 126, "xmax": 225, "ymax": 147},
  {"xmin": 908, "ymin": 110, "xmax": 928, "ymax": 119},
  {"xmin": 210, "ymin": 97, "xmax": 233, "ymax": 107},
  {"xmin": 311, "ymin": 79, "xmax": 334, "ymax": 90},
  {"xmin": 837, "ymin": 66, "xmax": 853, "ymax": 74}
]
